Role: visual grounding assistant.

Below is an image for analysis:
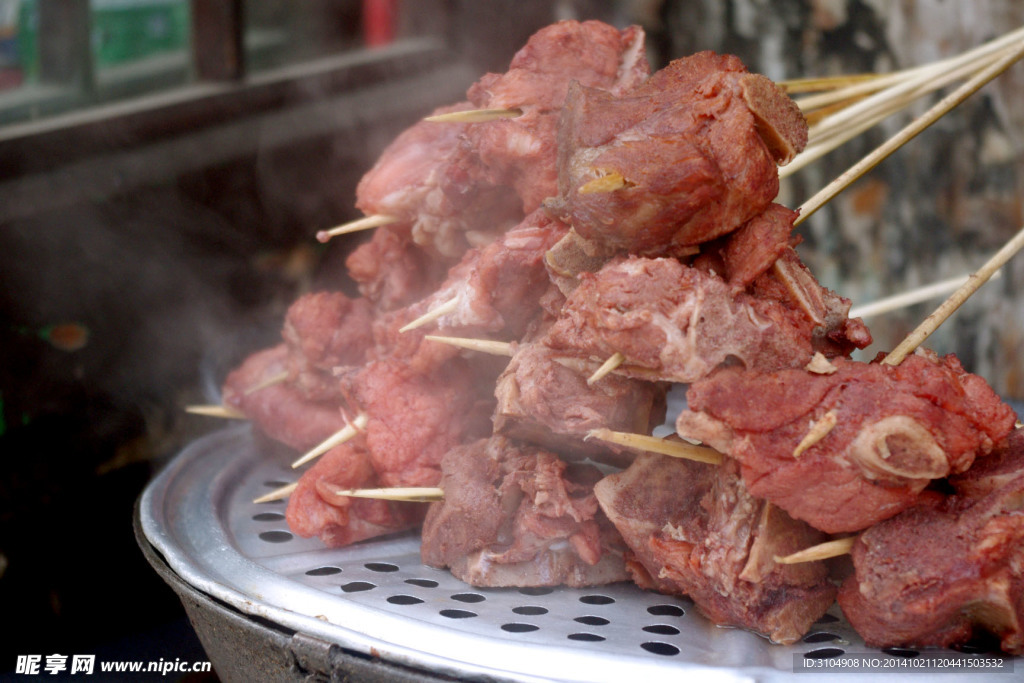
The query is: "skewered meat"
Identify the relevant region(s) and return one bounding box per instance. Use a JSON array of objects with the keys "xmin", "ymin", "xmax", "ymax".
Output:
[
  {"xmin": 465, "ymin": 21, "xmax": 649, "ymax": 213},
  {"xmin": 222, "ymin": 344, "xmax": 345, "ymax": 452},
  {"xmin": 594, "ymin": 454, "xmax": 835, "ymax": 644},
  {"xmin": 355, "ymin": 101, "xmax": 524, "ymax": 259},
  {"xmin": 543, "ymin": 254, "xmax": 867, "ymax": 384},
  {"xmin": 345, "ymin": 225, "xmax": 454, "ymax": 310},
  {"xmin": 838, "ymin": 451, "xmax": 1024, "ymax": 653},
  {"xmin": 354, "ymin": 21, "xmax": 649, "ymax": 259},
  {"xmin": 421, "ymin": 436, "xmax": 630, "ymax": 587},
  {"xmin": 676, "ymin": 350, "xmax": 1017, "ymax": 533},
  {"xmin": 493, "ymin": 342, "xmax": 667, "ymax": 466},
  {"xmin": 423, "ymin": 209, "xmax": 568, "ymax": 337},
  {"xmin": 545, "ymin": 51, "xmax": 807, "ymax": 256},
  {"xmin": 286, "ymin": 442, "xmax": 425, "ymax": 548},
  {"xmin": 282, "ymin": 291, "xmax": 375, "ymax": 401},
  {"xmin": 337, "ymin": 356, "xmax": 496, "ymax": 488}
]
